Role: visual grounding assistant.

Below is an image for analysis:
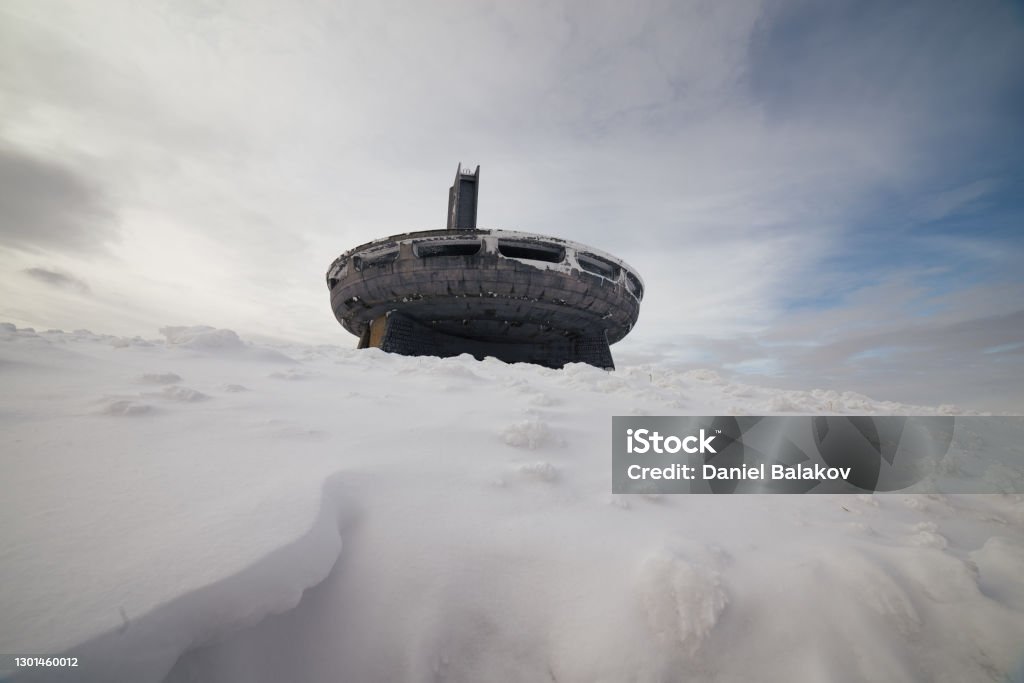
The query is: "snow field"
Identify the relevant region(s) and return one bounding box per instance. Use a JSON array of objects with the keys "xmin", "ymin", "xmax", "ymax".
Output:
[{"xmin": 0, "ymin": 324, "xmax": 1022, "ymax": 682}]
